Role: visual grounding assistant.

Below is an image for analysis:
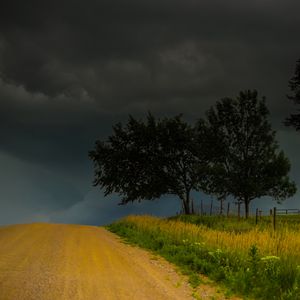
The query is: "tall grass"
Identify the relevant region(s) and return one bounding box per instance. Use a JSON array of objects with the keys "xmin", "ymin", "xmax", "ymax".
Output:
[
  {"xmin": 171, "ymin": 214, "xmax": 300, "ymax": 233},
  {"xmin": 109, "ymin": 215, "xmax": 300, "ymax": 299}
]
